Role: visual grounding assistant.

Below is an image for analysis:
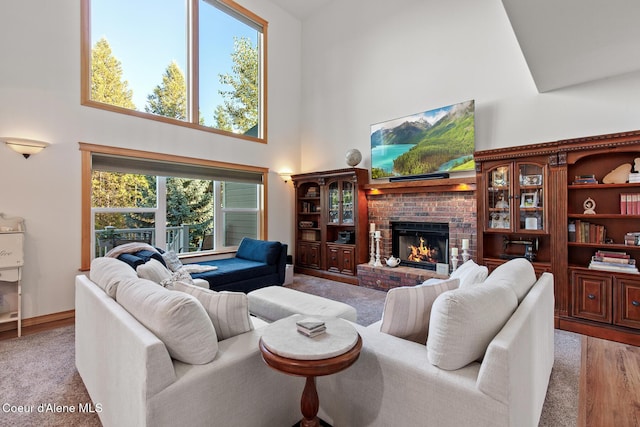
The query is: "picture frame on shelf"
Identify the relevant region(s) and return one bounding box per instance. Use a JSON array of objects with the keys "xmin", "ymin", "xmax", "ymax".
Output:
[
  {"xmin": 492, "ymin": 168, "xmax": 508, "ymax": 187},
  {"xmin": 520, "ymin": 174, "xmax": 542, "ymax": 186},
  {"xmin": 520, "ymin": 192, "xmax": 538, "ymax": 208}
]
